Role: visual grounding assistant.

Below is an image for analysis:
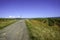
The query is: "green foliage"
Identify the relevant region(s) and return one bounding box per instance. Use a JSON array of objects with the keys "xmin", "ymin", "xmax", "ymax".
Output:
[
  {"xmin": 47, "ymin": 18, "xmax": 54, "ymax": 26},
  {"xmin": 47, "ymin": 18, "xmax": 60, "ymax": 26},
  {"xmin": 32, "ymin": 18, "xmax": 60, "ymax": 26},
  {"xmin": 54, "ymin": 18, "xmax": 60, "ymax": 26},
  {"xmin": 0, "ymin": 18, "xmax": 17, "ymax": 29},
  {"xmin": 25, "ymin": 18, "xmax": 60, "ymax": 40}
]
